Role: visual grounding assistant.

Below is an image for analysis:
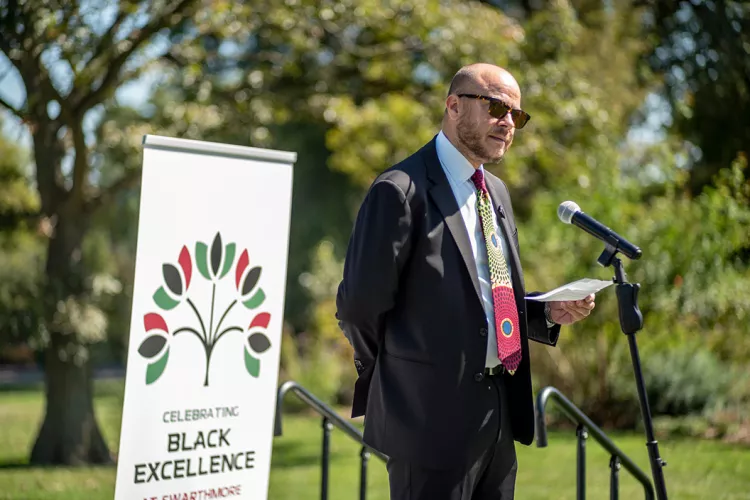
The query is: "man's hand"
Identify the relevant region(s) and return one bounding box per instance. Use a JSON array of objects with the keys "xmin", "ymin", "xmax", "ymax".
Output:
[{"xmin": 548, "ymin": 294, "xmax": 596, "ymax": 325}]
